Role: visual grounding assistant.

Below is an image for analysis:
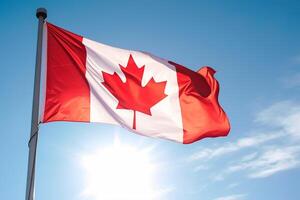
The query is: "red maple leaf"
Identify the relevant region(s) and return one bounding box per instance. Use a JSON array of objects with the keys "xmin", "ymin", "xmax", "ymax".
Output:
[{"xmin": 101, "ymin": 54, "xmax": 168, "ymax": 129}]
